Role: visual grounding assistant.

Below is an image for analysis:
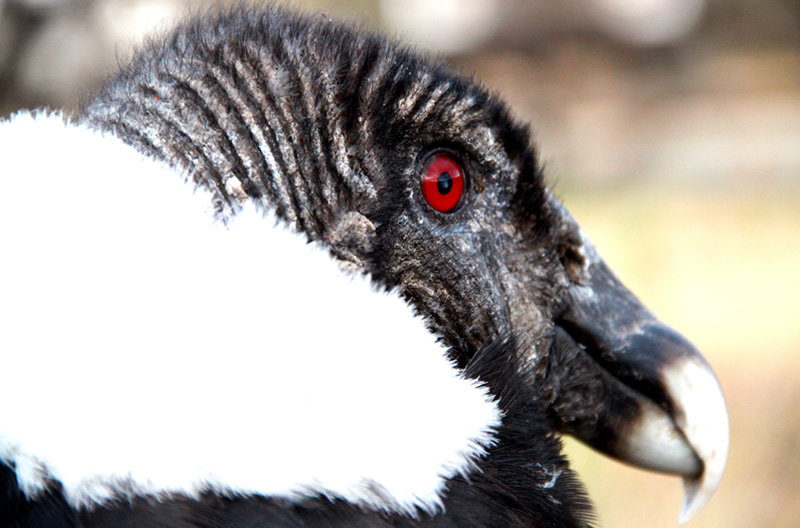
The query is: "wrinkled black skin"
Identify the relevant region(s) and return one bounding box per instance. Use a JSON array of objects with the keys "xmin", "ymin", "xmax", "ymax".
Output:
[
  {"xmin": 1, "ymin": 6, "xmax": 604, "ymax": 528},
  {"xmin": 78, "ymin": 6, "xmax": 569, "ymax": 365}
]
